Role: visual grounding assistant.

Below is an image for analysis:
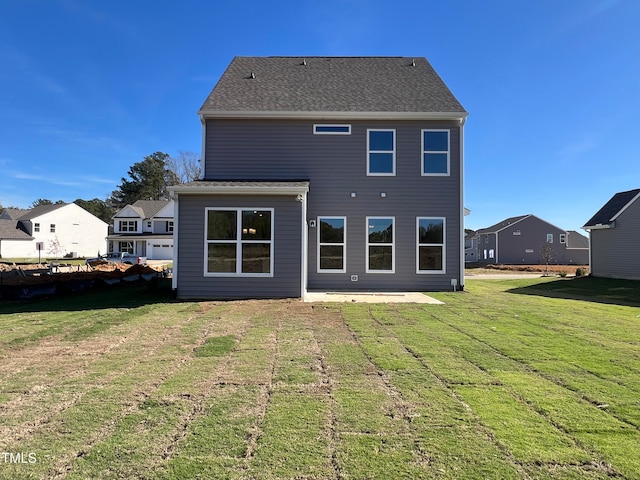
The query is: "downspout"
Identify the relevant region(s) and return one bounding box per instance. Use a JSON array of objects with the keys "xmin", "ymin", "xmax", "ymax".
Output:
[
  {"xmin": 200, "ymin": 117, "xmax": 206, "ymax": 180},
  {"xmin": 459, "ymin": 117, "xmax": 466, "ymax": 289},
  {"xmin": 171, "ymin": 192, "xmax": 179, "ymax": 293},
  {"xmin": 301, "ymin": 191, "xmax": 308, "ymax": 298},
  {"xmin": 495, "ymin": 232, "xmax": 499, "ymax": 264}
]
